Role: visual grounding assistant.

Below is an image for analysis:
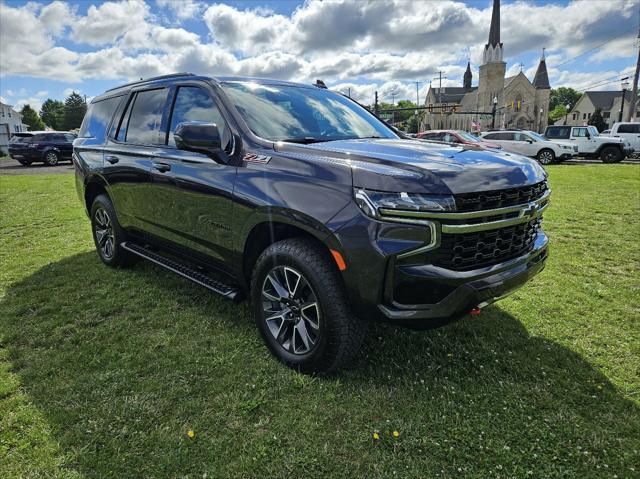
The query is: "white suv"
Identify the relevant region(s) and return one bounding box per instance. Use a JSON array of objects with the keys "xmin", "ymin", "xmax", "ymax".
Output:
[
  {"xmin": 607, "ymin": 122, "xmax": 640, "ymax": 156},
  {"xmin": 479, "ymin": 130, "xmax": 577, "ymax": 165},
  {"xmin": 544, "ymin": 125, "xmax": 630, "ymax": 163}
]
